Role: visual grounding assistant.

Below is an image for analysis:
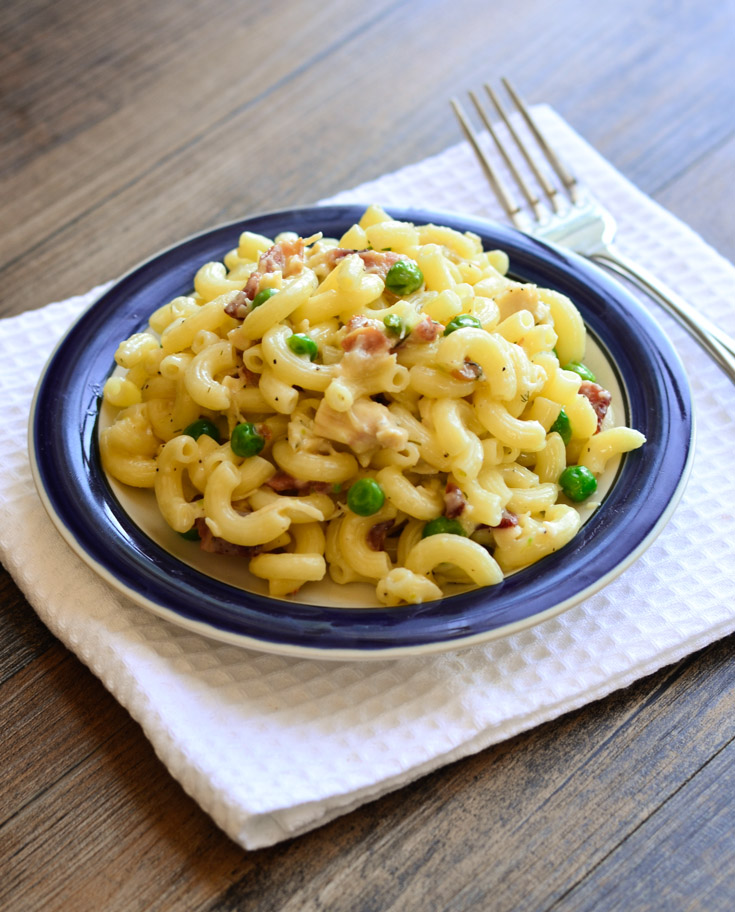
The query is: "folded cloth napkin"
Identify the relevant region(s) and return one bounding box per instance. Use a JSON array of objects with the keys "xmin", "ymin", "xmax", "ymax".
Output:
[{"xmin": 2, "ymin": 106, "xmax": 735, "ymax": 851}]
